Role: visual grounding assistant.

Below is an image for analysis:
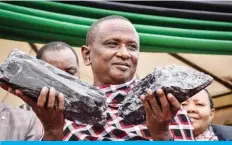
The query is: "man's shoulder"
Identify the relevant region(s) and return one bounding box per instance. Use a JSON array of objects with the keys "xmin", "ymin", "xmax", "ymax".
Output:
[
  {"xmin": 1, "ymin": 103, "xmax": 35, "ymax": 119},
  {"xmin": 0, "ymin": 103, "xmax": 13, "ymax": 110}
]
